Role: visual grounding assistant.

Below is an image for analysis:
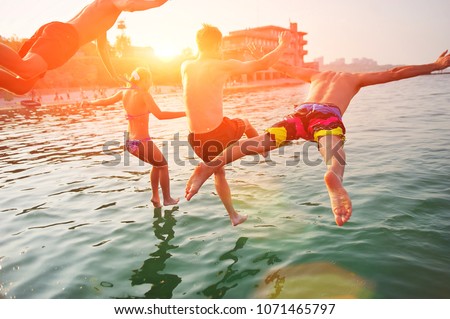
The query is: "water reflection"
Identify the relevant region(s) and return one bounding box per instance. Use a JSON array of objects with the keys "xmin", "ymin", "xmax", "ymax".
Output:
[
  {"xmin": 200, "ymin": 237, "xmax": 257, "ymax": 298},
  {"xmin": 129, "ymin": 207, "xmax": 181, "ymax": 298}
]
